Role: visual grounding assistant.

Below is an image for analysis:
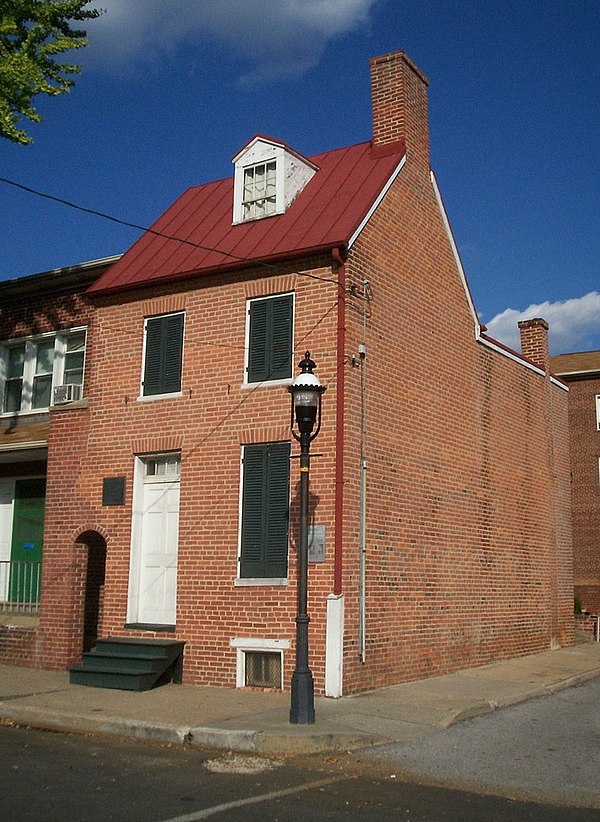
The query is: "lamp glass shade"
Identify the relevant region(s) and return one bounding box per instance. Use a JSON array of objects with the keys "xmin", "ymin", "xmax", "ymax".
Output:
[{"xmin": 293, "ymin": 387, "xmax": 319, "ymax": 408}]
